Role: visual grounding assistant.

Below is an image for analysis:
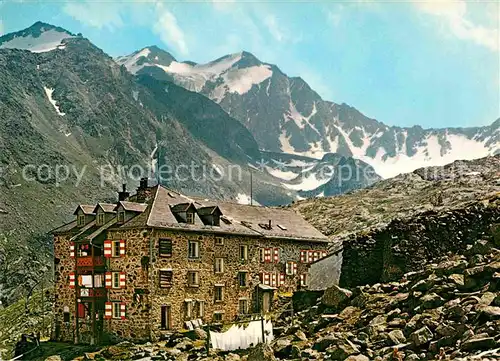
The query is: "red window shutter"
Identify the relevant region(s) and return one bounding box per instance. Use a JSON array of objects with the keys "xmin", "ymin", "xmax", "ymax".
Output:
[
  {"xmin": 279, "ymin": 273, "xmax": 285, "ymax": 286},
  {"xmin": 292, "ymin": 262, "xmax": 297, "ymax": 275},
  {"xmin": 77, "ymin": 303, "xmax": 85, "ymax": 318},
  {"xmin": 271, "ymin": 273, "xmax": 277, "ymax": 287},
  {"xmin": 264, "ymin": 272, "xmax": 270, "ymax": 285},
  {"xmin": 119, "ymin": 272, "xmax": 126, "ymax": 288},
  {"xmin": 321, "ymin": 250, "xmax": 327, "ymax": 258},
  {"xmin": 300, "ymin": 250, "xmax": 306, "ymax": 263},
  {"xmin": 104, "ymin": 240, "xmax": 112, "ymax": 258},
  {"xmin": 119, "ymin": 240, "xmax": 126, "ymax": 256},
  {"xmin": 70, "ymin": 242, "xmax": 75, "ymax": 258},
  {"xmin": 105, "ymin": 272, "xmax": 112, "ymax": 289},
  {"xmin": 120, "ymin": 302, "xmax": 126, "ymax": 320},
  {"xmin": 104, "ymin": 302, "xmax": 112, "ymax": 319},
  {"xmin": 308, "ymin": 250, "xmax": 314, "ymax": 263},
  {"xmin": 273, "ymin": 248, "xmax": 279, "ymax": 263},
  {"xmin": 69, "ymin": 272, "xmax": 75, "ymax": 288},
  {"xmin": 264, "ymin": 248, "xmax": 271, "ymax": 263}
]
